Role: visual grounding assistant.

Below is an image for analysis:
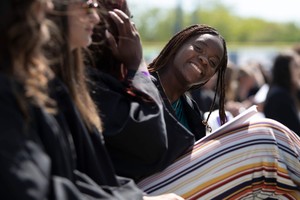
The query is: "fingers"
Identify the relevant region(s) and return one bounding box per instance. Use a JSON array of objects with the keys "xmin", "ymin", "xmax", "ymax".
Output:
[
  {"xmin": 105, "ymin": 9, "xmax": 143, "ymax": 70},
  {"xmin": 105, "ymin": 30, "xmax": 119, "ymax": 57},
  {"xmin": 108, "ymin": 9, "xmax": 138, "ymax": 37}
]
